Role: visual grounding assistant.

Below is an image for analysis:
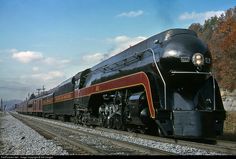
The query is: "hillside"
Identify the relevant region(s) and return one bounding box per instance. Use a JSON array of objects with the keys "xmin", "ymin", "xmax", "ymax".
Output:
[{"xmin": 189, "ymin": 6, "xmax": 236, "ymax": 92}]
